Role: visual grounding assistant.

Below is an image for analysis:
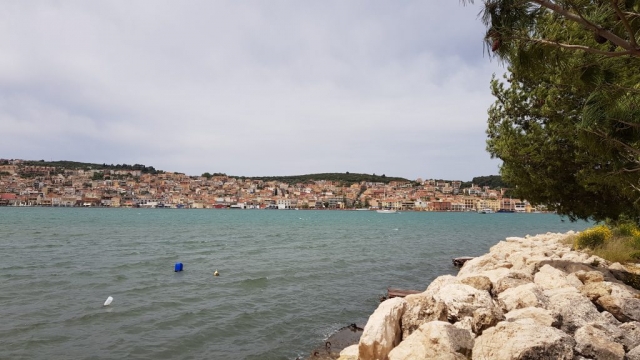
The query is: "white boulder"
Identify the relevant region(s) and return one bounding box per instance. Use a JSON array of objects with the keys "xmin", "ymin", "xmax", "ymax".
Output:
[
  {"xmin": 359, "ymin": 297, "xmax": 406, "ymax": 360},
  {"xmin": 472, "ymin": 321, "xmax": 574, "ymax": 359},
  {"xmin": 388, "ymin": 321, "xmax": 474, "ymax": 360}
]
